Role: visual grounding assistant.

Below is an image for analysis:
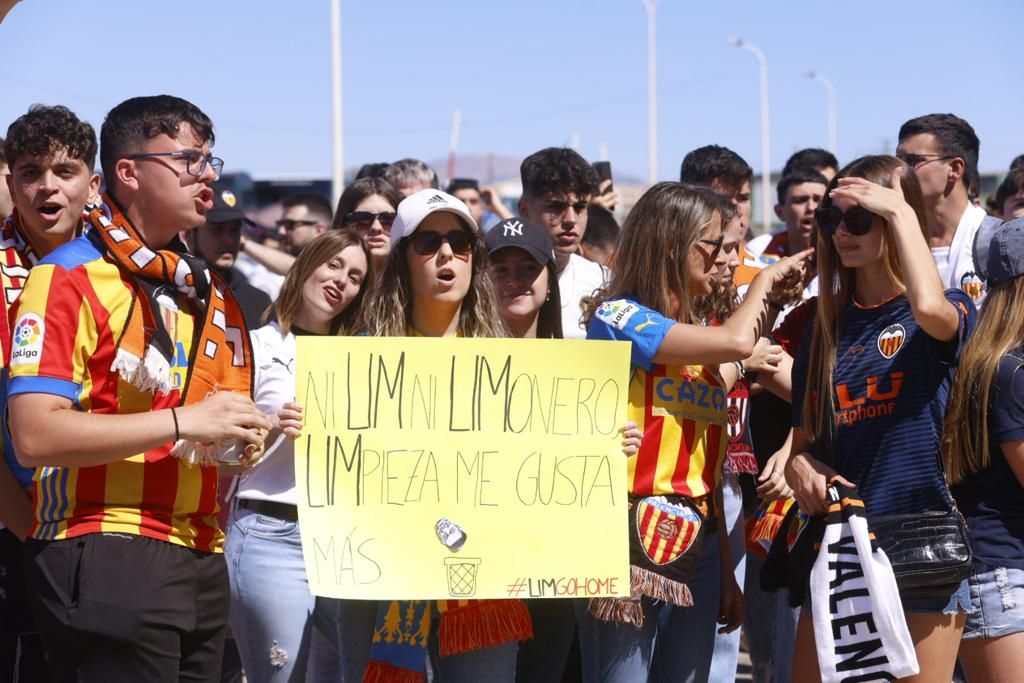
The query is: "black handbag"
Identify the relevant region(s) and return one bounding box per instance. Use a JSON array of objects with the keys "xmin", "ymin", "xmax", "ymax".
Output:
[
  {"xmin": 822, "ymin": 420, "xmax": 972, "ymax": 596},
  {"xmin": 868, "ymin": 508, "xmax": 972, "ymax": 595}
]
